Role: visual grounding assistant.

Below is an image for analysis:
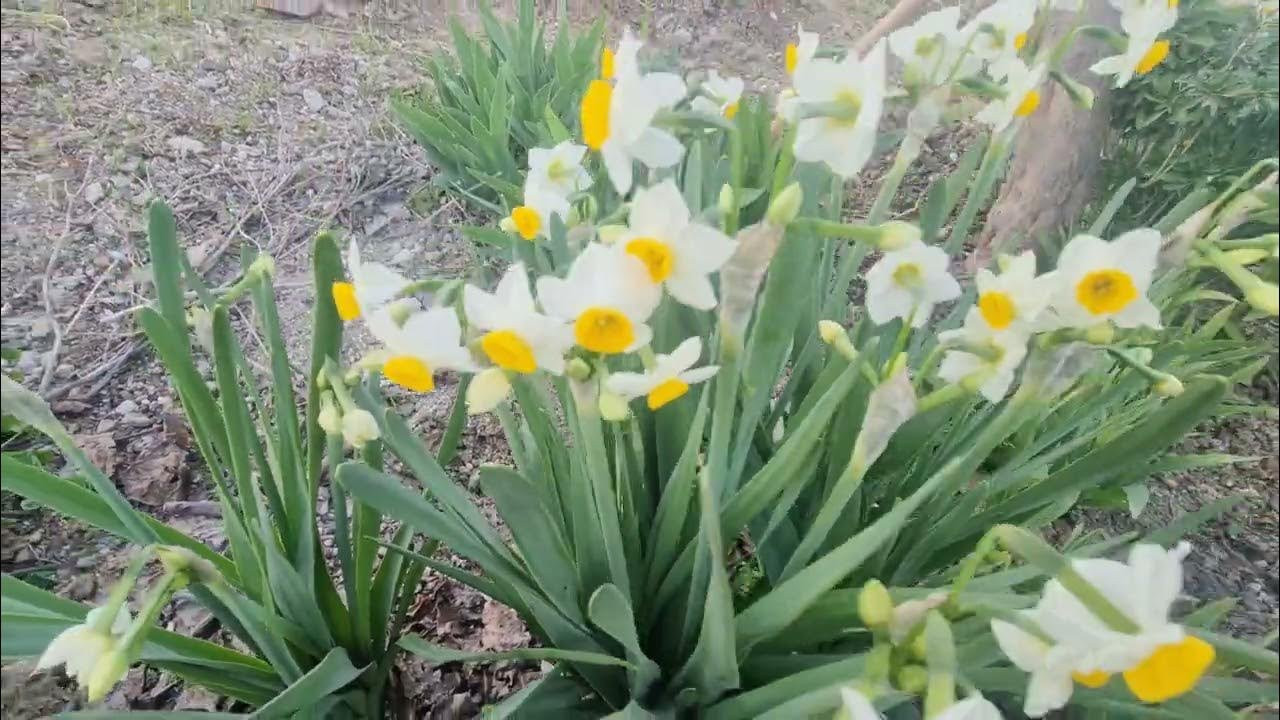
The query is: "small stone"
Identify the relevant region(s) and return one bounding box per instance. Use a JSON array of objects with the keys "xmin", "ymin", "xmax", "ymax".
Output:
[
  {"xmin": 195, "ymin": 75, "xmax": 220, "ymax": 90},
  {"xmin": 167, "ymin": 136, "xmax": 207, "ymax": 155},
  {"xmin": 96, "ymin": 418, "xmax": 117, "ymax": 433},
  {"xmin": 52, "ymin": 400, "xmax": 91, "ymax": 415},
  {"xmin": 75, "ymin": 556, "xmax": 96, "ymax": 569},
  {"xmin": 84, "ymin": 181, "xmax": 105, "ymax": 205},
  {"xmin": 132, "ymin": 55, "xmax": 153, "ymax": 71},
  {"xmin": 123, "ymin": 412, "xmax": 154, "ymax": 428},
  {"xmin": 115, "ymin": 399, "xmax": 139, "ymax": 415},
  {"xmin": 302, "ymin": 88, "xmax": 326, "ymax": 112}
]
